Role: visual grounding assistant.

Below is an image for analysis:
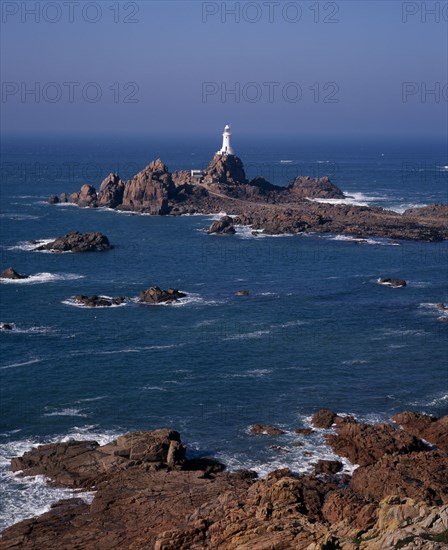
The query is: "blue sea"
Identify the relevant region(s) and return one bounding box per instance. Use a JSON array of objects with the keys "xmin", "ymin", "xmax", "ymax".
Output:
[{"xmin": 0, "ymin": 135, "xmax": 447, "ymax": 529}]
